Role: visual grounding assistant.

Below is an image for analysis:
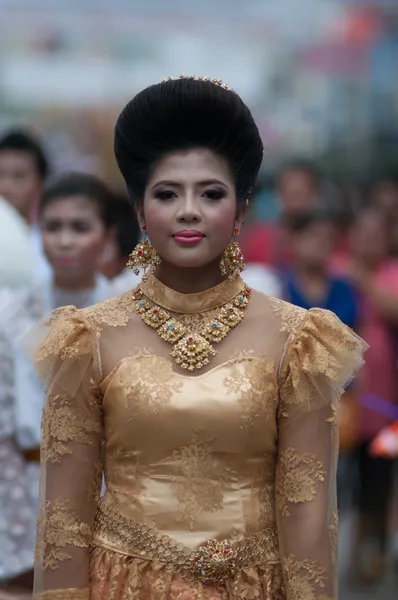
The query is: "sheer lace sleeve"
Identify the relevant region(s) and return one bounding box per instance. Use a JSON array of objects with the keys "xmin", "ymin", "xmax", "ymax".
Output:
[
  {"xmin": 31, "ymin": 307, "xmax": 103, "ymax": 600},
  {"xmin": 276, "ymin": 308, "xmax": 366, "ymax": 600}
]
